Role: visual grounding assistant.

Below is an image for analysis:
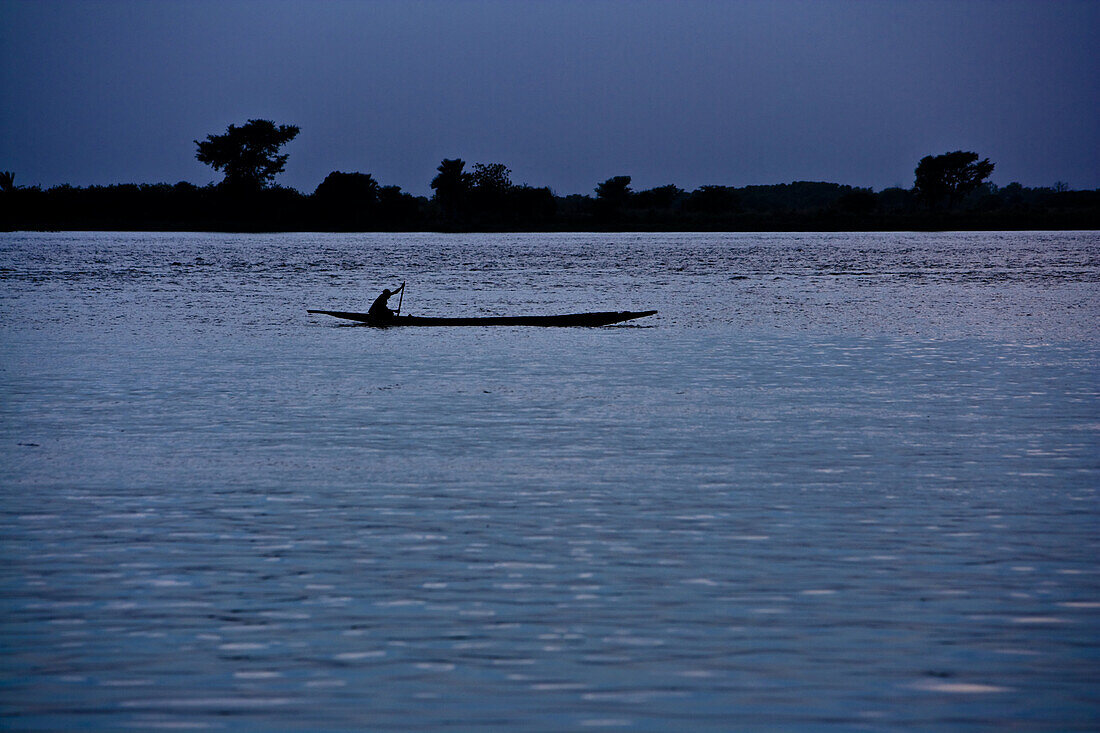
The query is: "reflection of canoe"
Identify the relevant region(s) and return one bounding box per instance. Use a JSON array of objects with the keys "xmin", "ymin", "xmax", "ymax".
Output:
[{"xmin": 307, "ymin": 309, "xmax": 657, "ymax": 327}]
